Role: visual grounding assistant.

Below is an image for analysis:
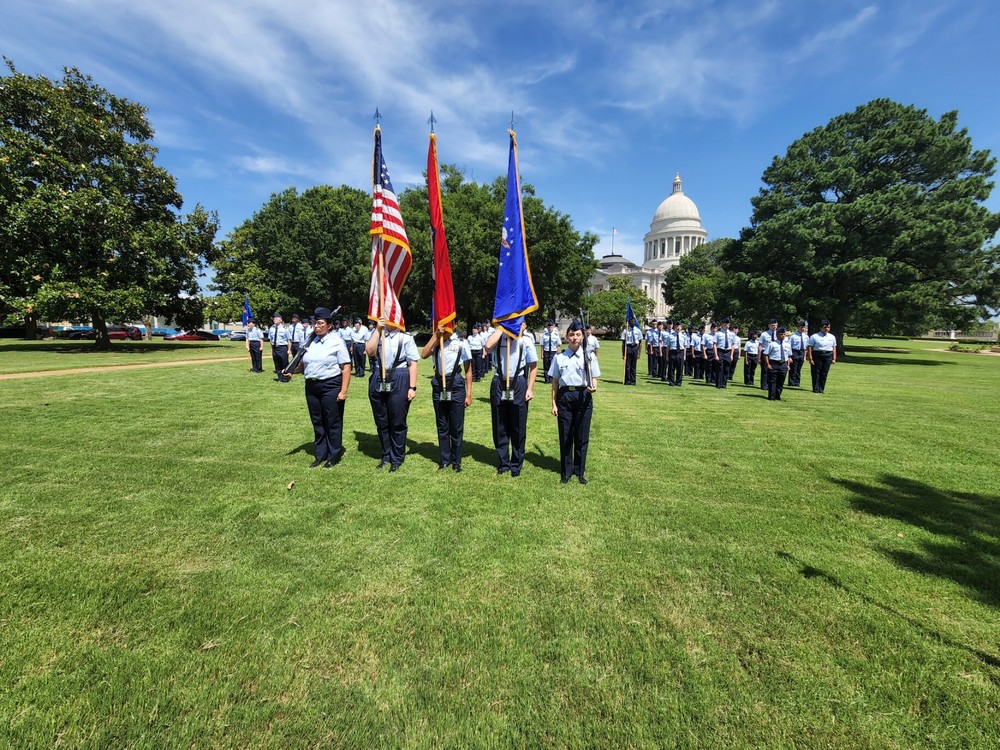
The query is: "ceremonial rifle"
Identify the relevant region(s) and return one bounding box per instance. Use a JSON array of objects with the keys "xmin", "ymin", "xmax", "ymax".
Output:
[{"xmin": 580, "ymin": 309, "xmax": 594, "ymax": 390}]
